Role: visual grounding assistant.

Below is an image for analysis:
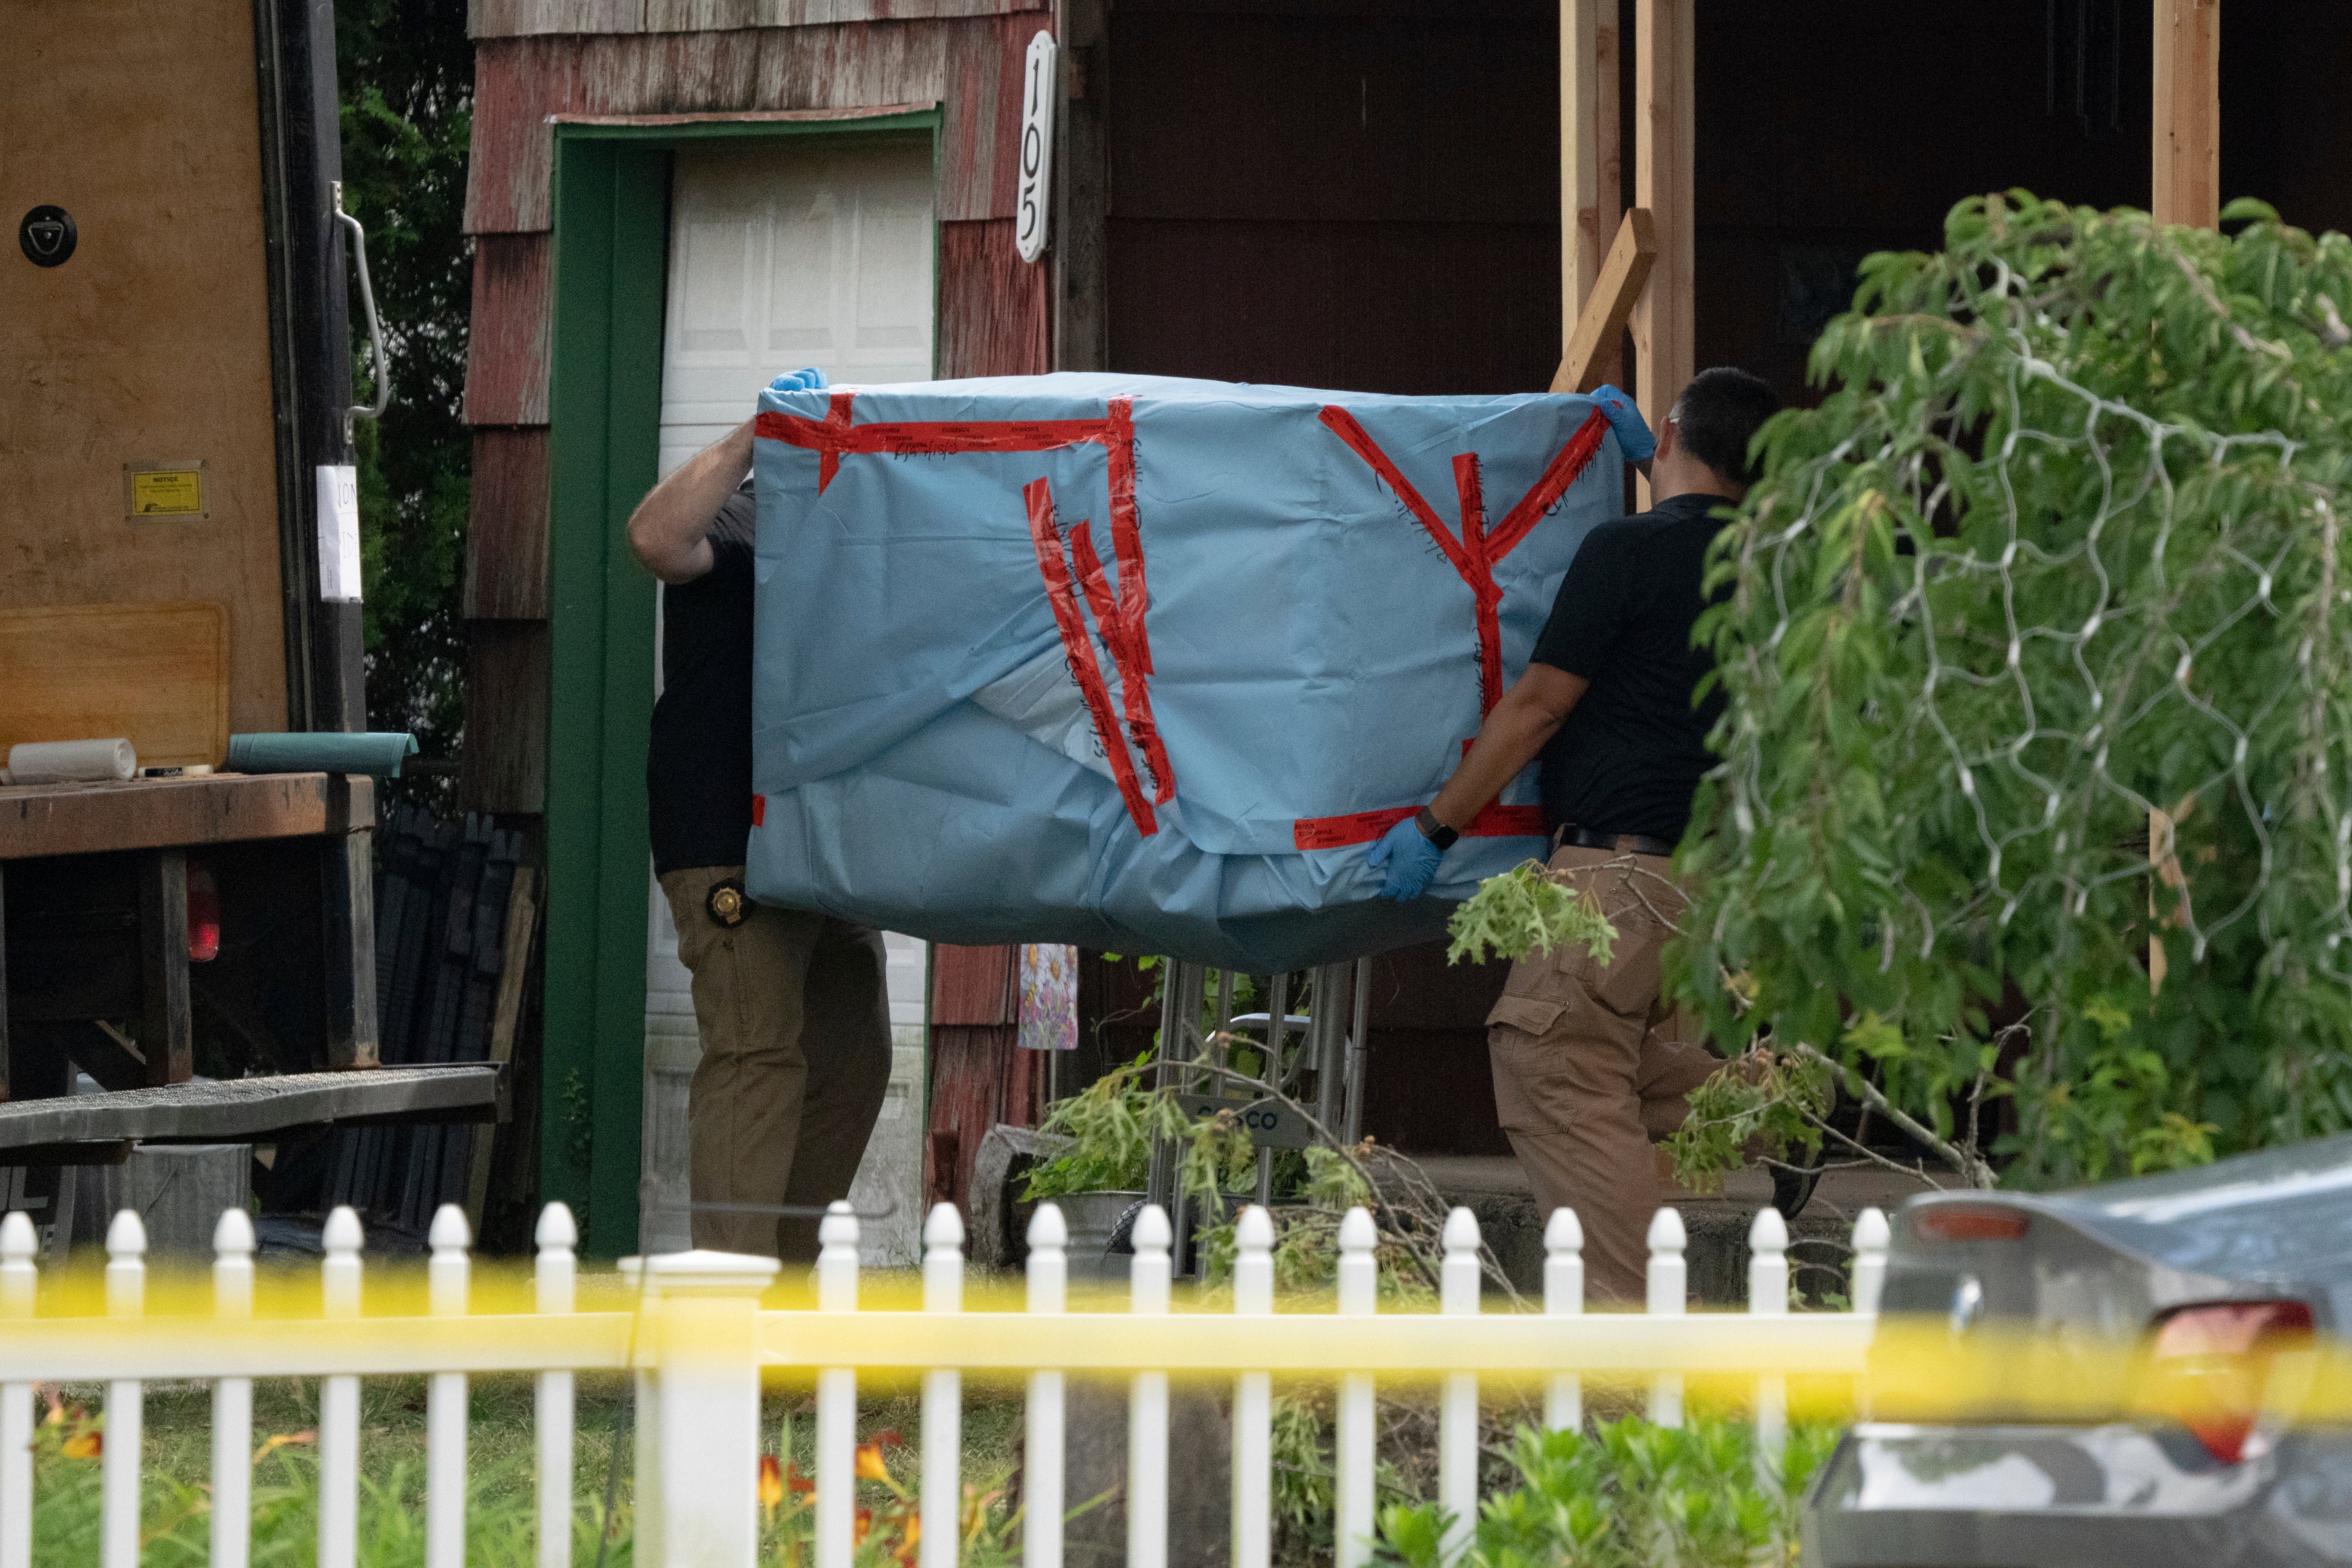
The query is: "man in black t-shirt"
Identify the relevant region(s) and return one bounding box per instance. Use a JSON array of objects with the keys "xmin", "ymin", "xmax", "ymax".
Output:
[
  {"xmin": 627, "ymin": 366, "xmax": 890, "ymax": 1262},
  {"xmin": 1368, "ymin": 368, "xmax": 1781, "ymax": 1300}
]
